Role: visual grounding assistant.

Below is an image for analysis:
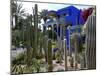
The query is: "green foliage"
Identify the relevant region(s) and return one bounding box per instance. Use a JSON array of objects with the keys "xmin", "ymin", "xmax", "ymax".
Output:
[
  {"xmin": 12, "ymin": 30, "xmax": 20, "ymax": 46},
  {"xmin": 12, "ymin": 52, "xmax": 26, "ymax": 65},
  {"xmin": 78, "ymin": 42, "xmax": 85, "ymax": 53},
  {"xmin": 12, "ymin": 58, "xmax": 46, "ymax": 74},
  {"xmin": 39, "ymin": 9, "xmax": 48, "ymax": 23},
  {"xmin": 11, "ymin": 0, "xmax": 26, "ymax": 17},
  {"xmin": 70, "ymin": 33, "xmax": 85, "ymax": 54},
  {"xmin": 31, "ymin": 58, "xmax": 40, "ymax": 72},
  {"xmin": 55, "ymin": 51, "xmax": 62, "ymax": 63}
]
